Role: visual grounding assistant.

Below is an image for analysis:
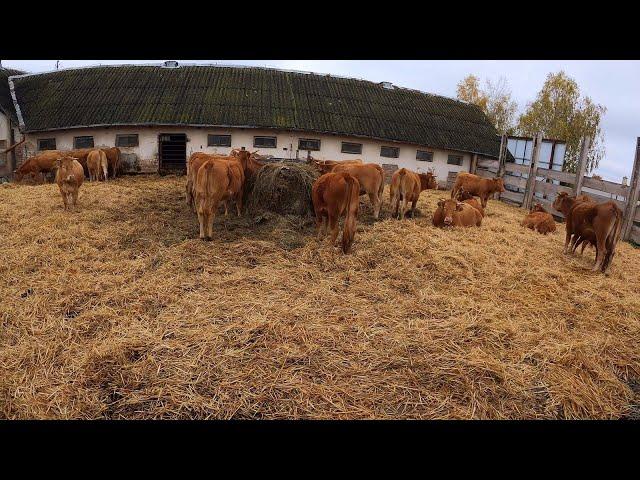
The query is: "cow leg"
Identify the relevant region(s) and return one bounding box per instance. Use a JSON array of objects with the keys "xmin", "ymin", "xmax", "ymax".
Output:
[
  {"xmin": 328, "ymin": 212, "xmax": 340, "ymax": 246},
  {"xmin": 197, "ymin": 209, "xmax": 206, "ymax": 240},
  {"xmin": 71, "ymin": 190, "xmax": 79, "ymax": 210},
  {"xmin": 400, "ymin": 196, "xmax": 408, "ymax": 220},
  {"xmin": 60, "ymin": 190, "xmax": 68, "ymax": 211},
  {"xmin": 235, "ymin": 189, "xmax": 243, "ymax": 217},
  {"xmin": 481, "ymin": 195, "xmax": 488, "ymax": 208},
  {"xmin": 207, "ymin": 209, "xmax": 215, "ymax": 240},
  {"xmin": 103, "ymin": 163, "xmax": 108, "ymax": 182},
  {"xmin": 368, "ymin": 192, "xmax": 380, "ymax": 219},
  {"xmin": 411, "ymin": 199, "xmax": 418, "ymax": 218}
]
